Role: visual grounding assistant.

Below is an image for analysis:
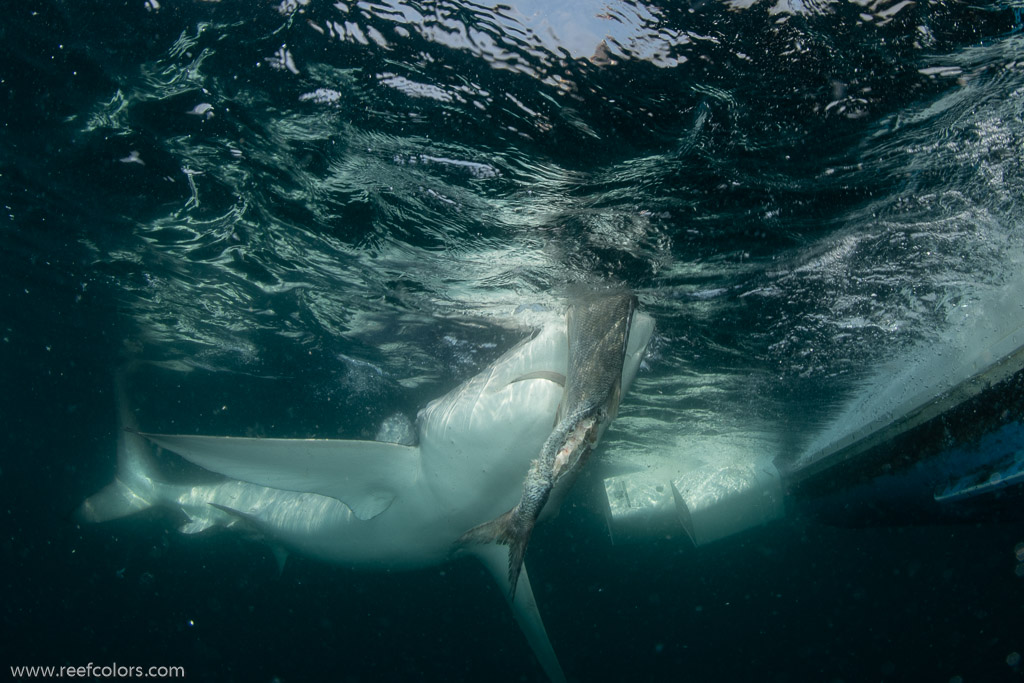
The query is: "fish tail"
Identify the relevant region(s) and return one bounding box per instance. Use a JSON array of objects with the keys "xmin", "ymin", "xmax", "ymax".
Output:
[
  {"xmin": 459, "ymin": 508, "xmax": 519, "ymax": 546},
  {"xmin": 459, "ymin": 506, "xmax": 537, "ymax": 597},
  {"xmin": 504, "ymin": 522, "xmax": 533, "ymax": 597}
]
